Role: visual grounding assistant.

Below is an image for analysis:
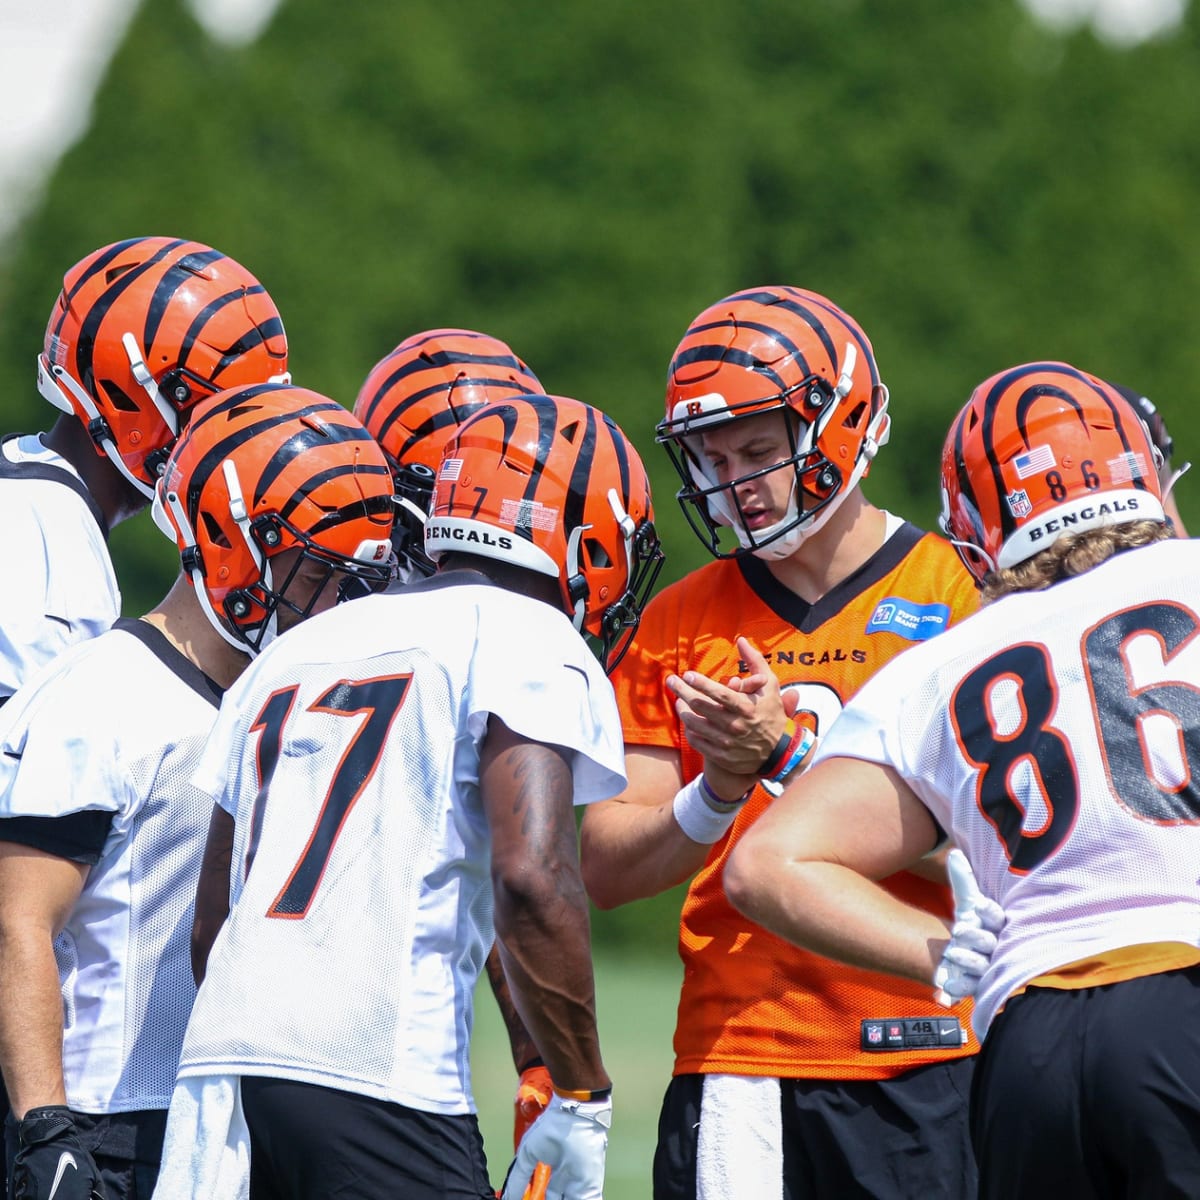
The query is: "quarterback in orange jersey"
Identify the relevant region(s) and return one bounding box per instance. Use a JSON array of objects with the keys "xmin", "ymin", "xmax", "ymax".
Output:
[
  {"xmin": 726, "ymin": 363, "xmax": 1200, "ymax": 1198},
  {"xmin": 580, "ymin": 286, "xmax": 982, "ymax": 1199}
]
